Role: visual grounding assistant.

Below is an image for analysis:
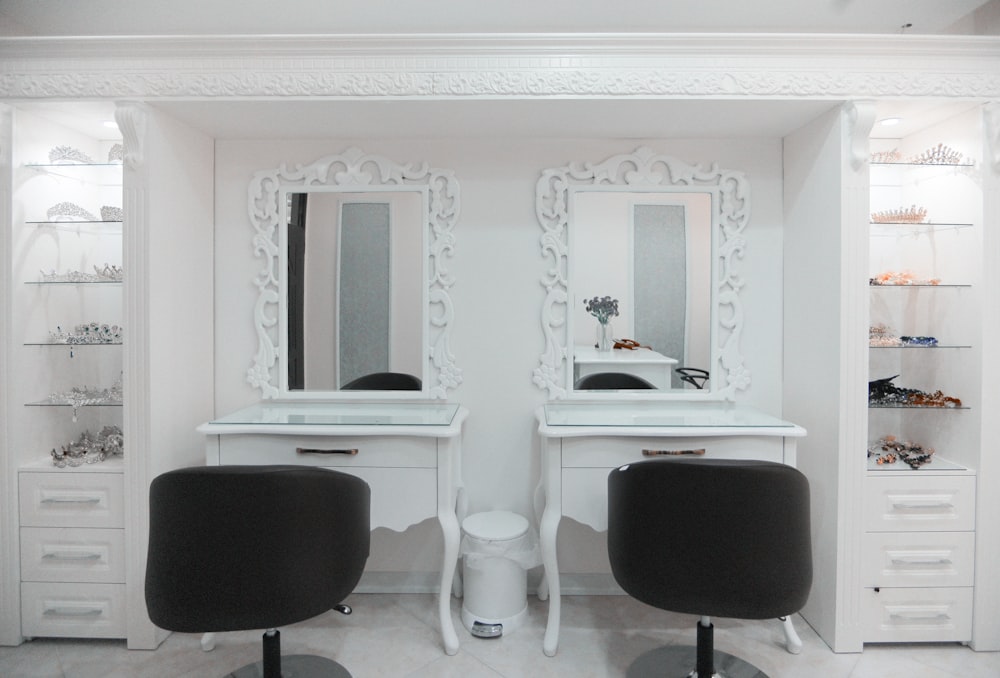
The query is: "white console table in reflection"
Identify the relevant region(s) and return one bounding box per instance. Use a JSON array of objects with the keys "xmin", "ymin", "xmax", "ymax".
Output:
[
  {"xmin": 197, "ymin": 402, "xmax": 468, "ymax": 656},
  {"xmin": 573, "ymin": 345, "xmax": 678, "ymax": 389},
  {"xmin": 534, "ymin": 401, "xmax": 806, "ymax": 657}
]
